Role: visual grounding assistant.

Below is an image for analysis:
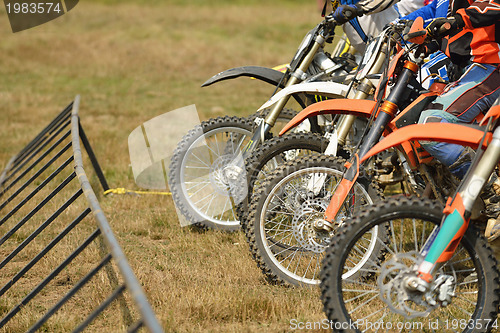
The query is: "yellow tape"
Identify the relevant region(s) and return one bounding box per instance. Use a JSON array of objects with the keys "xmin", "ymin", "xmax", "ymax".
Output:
[
  {"xmin": 272, "ymin": 64, "xmax": 289, "ymax": 73},
  {"xmin": 104, "ymin": 188, "xmax": 172, "ymax": 196},
  {"xmin": 250, "ymin": 64, "xmax": 288, "ymax": 80}
]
